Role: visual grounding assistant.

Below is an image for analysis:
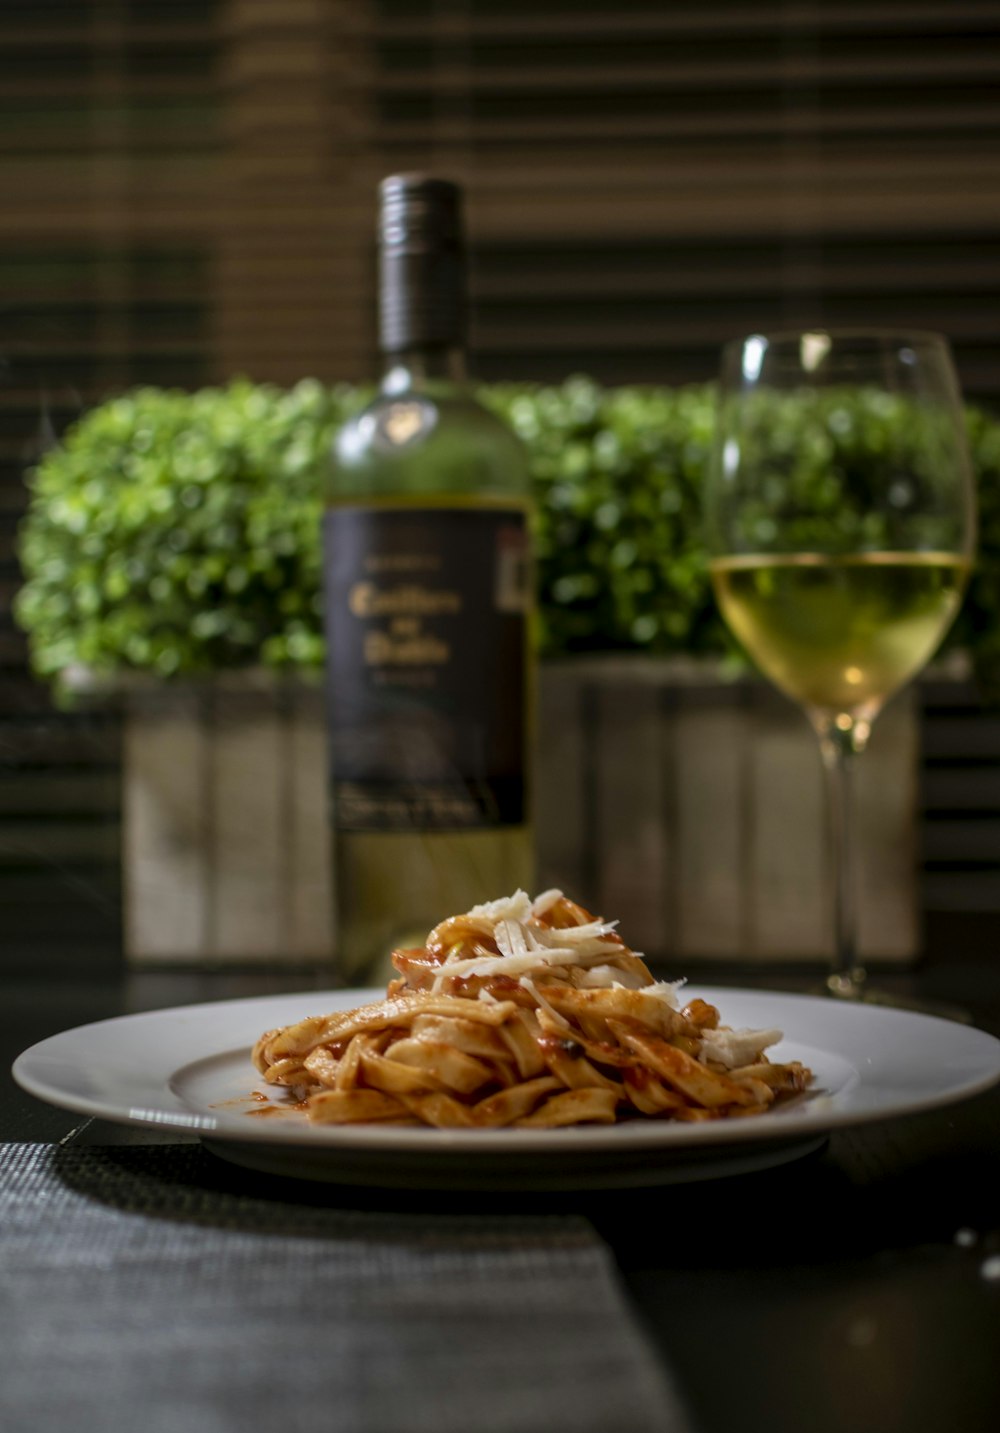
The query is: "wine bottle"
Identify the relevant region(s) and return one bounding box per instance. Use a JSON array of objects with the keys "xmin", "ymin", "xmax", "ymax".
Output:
[{"xmin": 323, "ymin": 175, "xmax": 534, "ymax": 986}]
